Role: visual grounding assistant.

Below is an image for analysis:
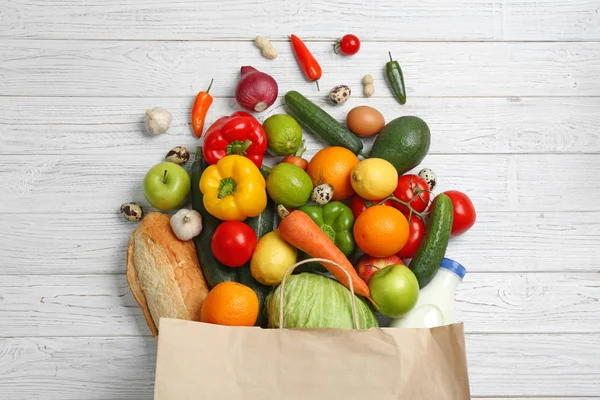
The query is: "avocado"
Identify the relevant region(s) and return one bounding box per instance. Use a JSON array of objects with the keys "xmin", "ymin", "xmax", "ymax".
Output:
[{"xmin": 370, "ymin": 116, "xmax": 430, "ymax": 174}]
